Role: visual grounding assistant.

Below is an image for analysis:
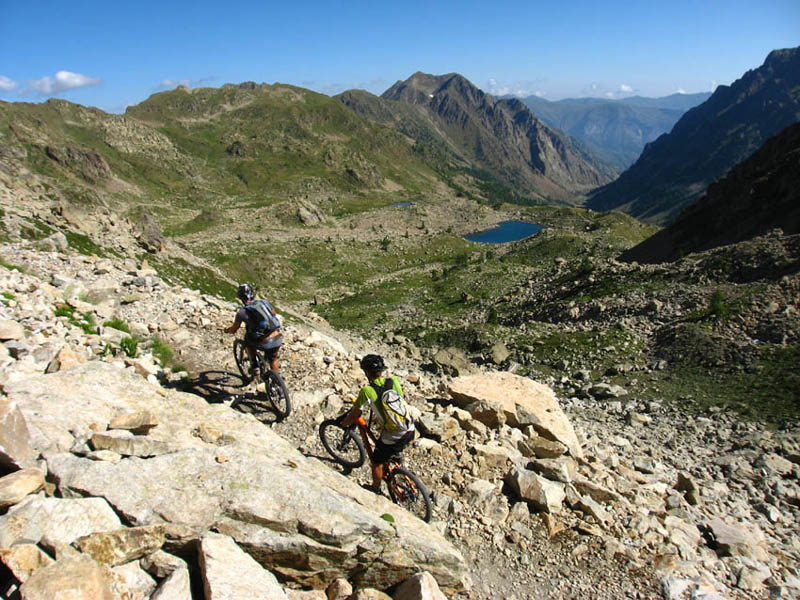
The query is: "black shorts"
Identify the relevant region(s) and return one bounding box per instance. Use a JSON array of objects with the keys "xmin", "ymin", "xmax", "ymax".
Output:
[{"xmin": 373, "ymin": 430, "xmax": 415, "ymax": 465}]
